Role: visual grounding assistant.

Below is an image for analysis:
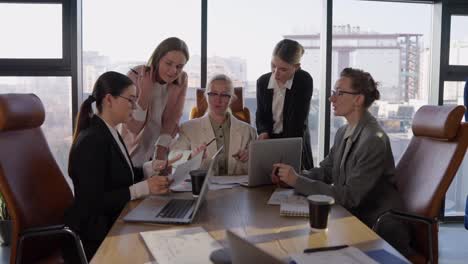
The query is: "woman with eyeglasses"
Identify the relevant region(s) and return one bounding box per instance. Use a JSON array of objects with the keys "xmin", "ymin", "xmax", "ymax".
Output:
[
  {"xmin": 170, "ymin": 74, "xmax": 257, "ymax": 176},
  {"xmin": 65, "ymin": 71, "xmax": 181, "ymax": 260},
  {"xmin": 271, "ymin": 68, "xmax": 412, "ymax": 256},
  {"xmin": 120, "ymin": 37, "xmax": 189, "ymax": 168},
  {"xmin": 256, "ymin": 39, "xmax": 314, "ymax": 170}
]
